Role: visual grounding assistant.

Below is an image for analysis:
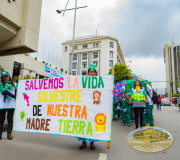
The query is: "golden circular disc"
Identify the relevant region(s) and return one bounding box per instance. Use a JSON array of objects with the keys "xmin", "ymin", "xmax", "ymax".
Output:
[{"xmin": 127, "ymin": 126, "xmax": 174, "ymax": 153}]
